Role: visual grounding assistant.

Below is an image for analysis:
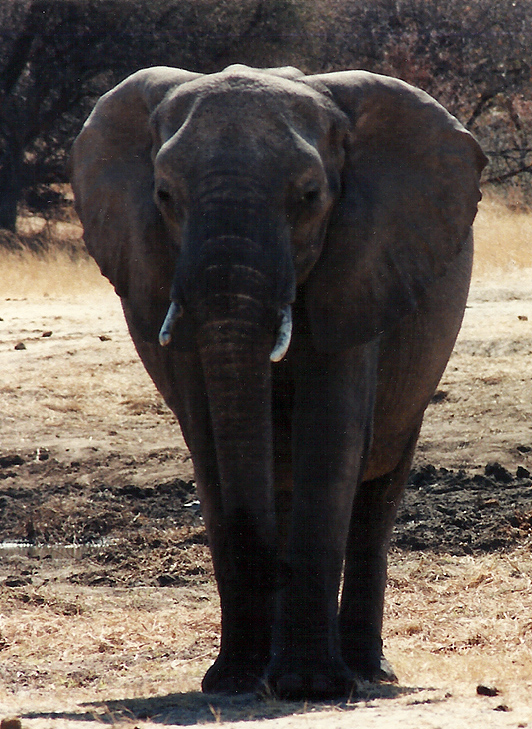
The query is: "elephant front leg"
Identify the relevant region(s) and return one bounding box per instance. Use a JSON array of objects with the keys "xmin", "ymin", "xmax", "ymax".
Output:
[
  {"xmin": 201, "ymin": 528, "xmax": 278, "ymax": 694},
  {"xmin": 197, "ymin": 326, "xmax": 282, "ymax": 694},
  {"xmin": 267, "ymin": 344, "xmax": 378, "ymax": 699}
]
